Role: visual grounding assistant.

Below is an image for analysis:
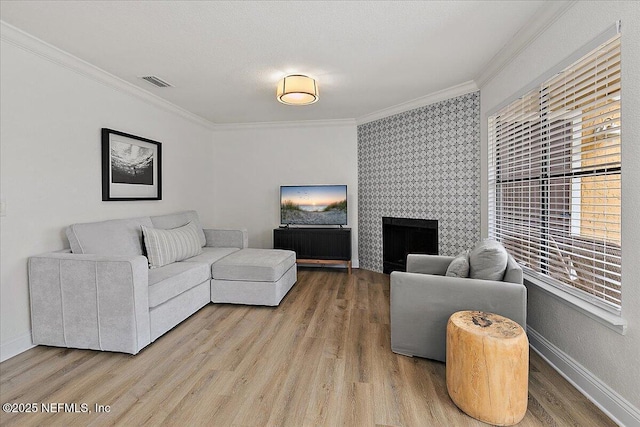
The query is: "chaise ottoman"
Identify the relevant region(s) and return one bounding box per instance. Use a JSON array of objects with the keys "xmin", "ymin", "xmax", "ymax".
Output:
[{"xmin": 210, "ymin": 248, "xmax": 297, "ymax": 306}]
